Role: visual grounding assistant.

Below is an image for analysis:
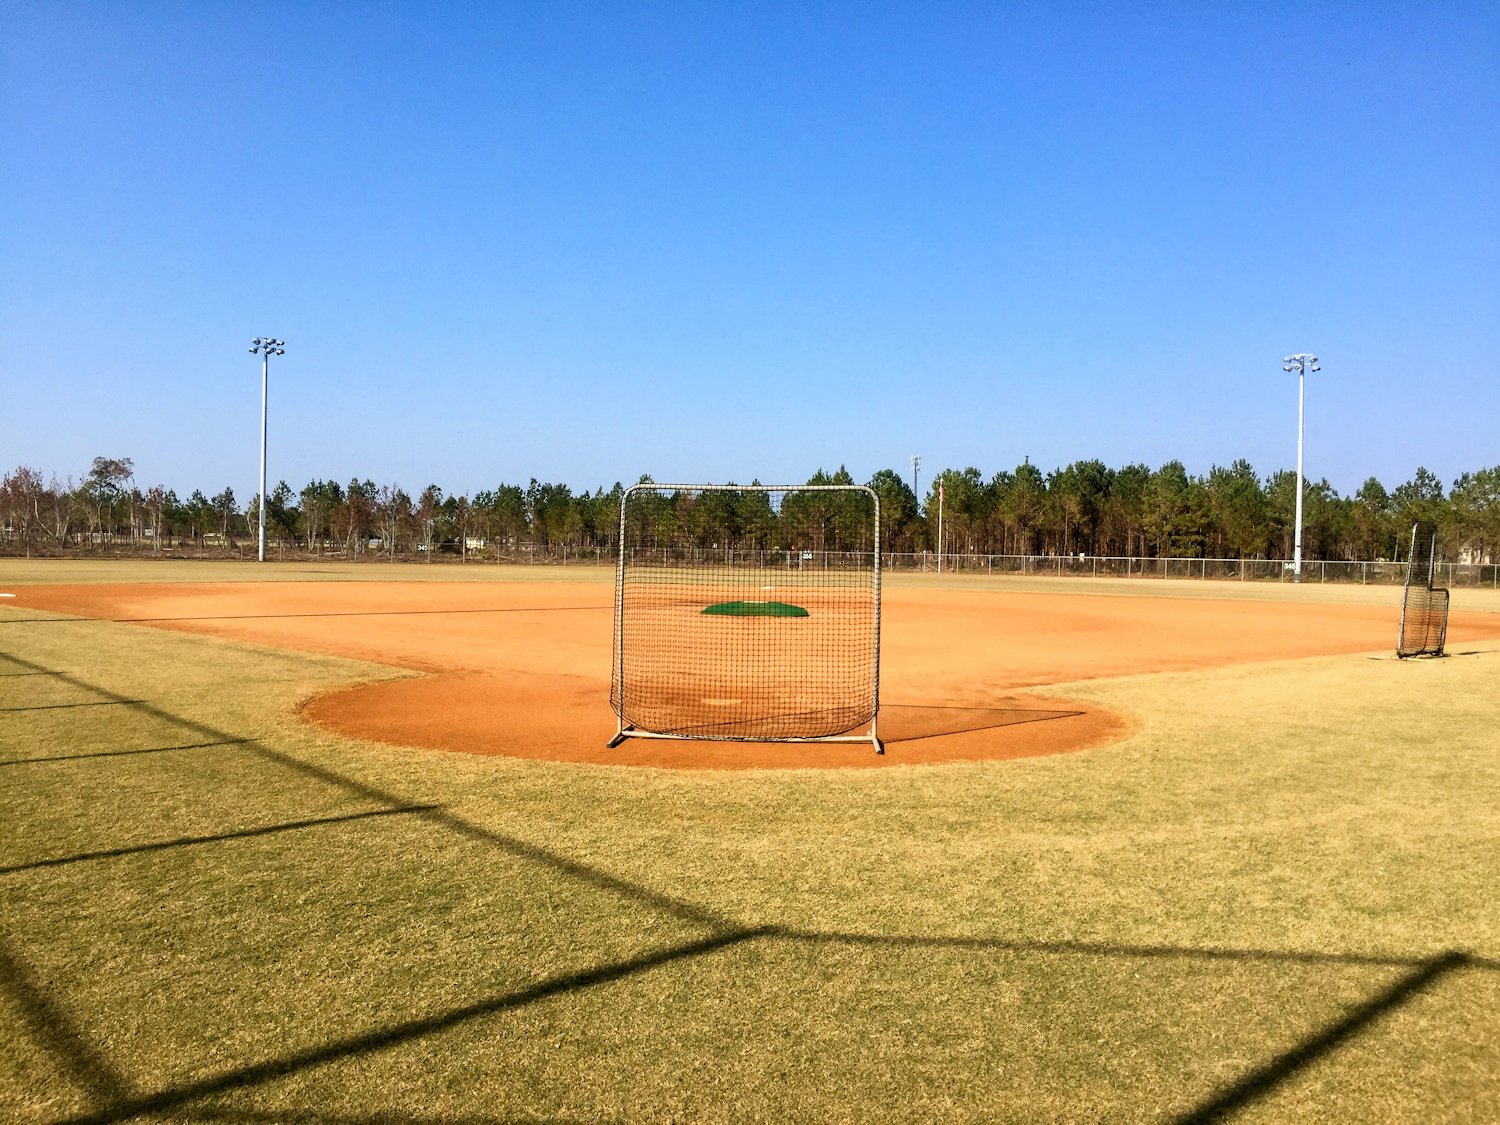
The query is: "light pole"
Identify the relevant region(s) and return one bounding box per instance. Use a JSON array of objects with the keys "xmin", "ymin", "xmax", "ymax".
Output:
[
  {"xmin": 937, "ymin": 476, "xmax": 945, "ymax": 575},
  {"xmin": 249, "ymin": 337, "xmax": 285, "ymax": 562},
  {"xmin": 910, "ymin": 454, "xmax": 922, "ymax": 568},
  {"xmin": 1282, "ymin": 353, "xmax": 1319, "ymax": 583}
]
